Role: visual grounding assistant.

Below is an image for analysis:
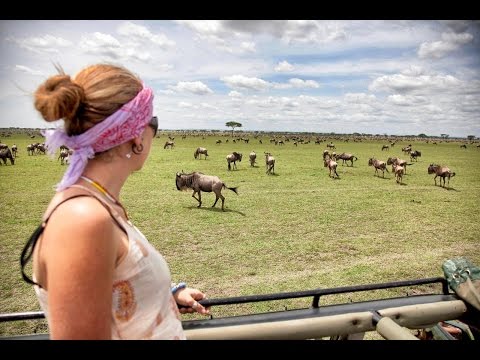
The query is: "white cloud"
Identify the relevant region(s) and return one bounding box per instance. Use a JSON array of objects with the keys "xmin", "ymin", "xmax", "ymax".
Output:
[
  {"xmin": 200, "ymin": 102, "xmax": 218, "ymax": 110},
  {"xmin": 221, "ymin": 75, "xmax": 270, "ymax": 91},
  {"xmin": 418, "ymin": 31, "xmax": 474, "ymax": 59},
  {"xmin": 275, "ymin": 60, "xmax": 294, "ymax": 72},
  {"xmin": 240, "ymin": 41, "xmax": 256, "ymax": 53},
  {"xmin": 14, "ymin": 65, "xmax": 45, "ymax": 76},
  {"xmin": 176, "ymin": 20, "xmax": 255, "ymax": 54},
  {"xmin": 170, "ymin": 81, "xmax": 213, "ymax": 95},
  {"xmin": 288, "ymin": 78, "xmax": 319, "ymax": 88},
  {"xmin": 178, "ymin": 101, "xmax": 193, "ymax": 108},
  {"xmin": 386, "ymin": 94, "xmax": 428, "ymax": 106},
  {"xmin": 344, "ymin": 93, "xmax": 377, "ymax": 103},
  {"xmin": 7, "ymin": 34, "xmax": 72, "ymax": 54},
  {"xmin": 117, "ymin": 21, "xmax": 175, "ymax": 49},
  {"xmin": 369, "ymin": 73, "xmax": 461, "ymax": 94},
  {"xmin": 228, "ymin": 91, "xmax": 243, "ymax": 97},
  {"xmin": 401, "ymin": 65, "xmax": 426, "ymax": 77},
  {"xmin": 221, "ymin": 20, "xmax": 347, "ymax": 45}
]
